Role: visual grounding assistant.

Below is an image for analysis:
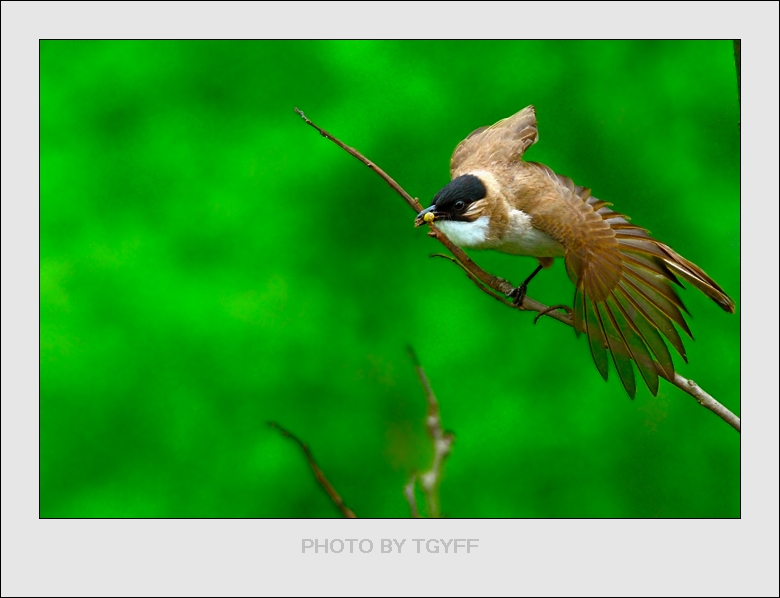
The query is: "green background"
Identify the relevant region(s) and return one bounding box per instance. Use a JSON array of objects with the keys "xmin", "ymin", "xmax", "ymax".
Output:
[{"xmin": 41, "ymin": 40, "xmax": 740, "ymax": 518}]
